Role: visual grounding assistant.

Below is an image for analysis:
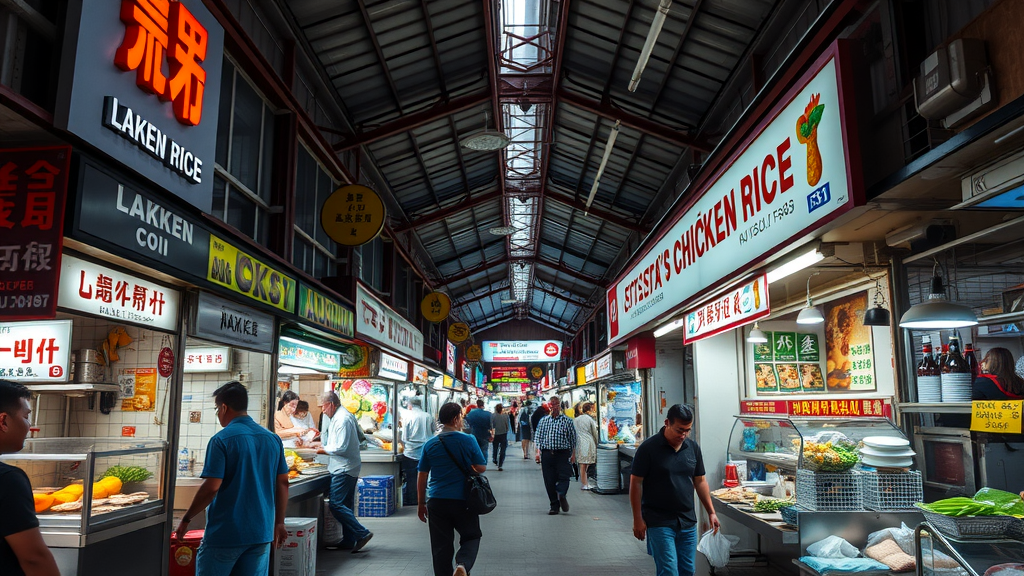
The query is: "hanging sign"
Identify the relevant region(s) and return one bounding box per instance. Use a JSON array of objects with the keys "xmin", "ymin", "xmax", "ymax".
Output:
[
  {"xmin": 336, "ymin": 343, "xmax": 371, "ymax": 378},
  {"xmin": 971, "ymin": 400, "xmax": 1023, "ymax": 434},
  {"xmin": 207, "ymin": 234, "xmax": 295, "ymax": 313},
  {"xmin": 0, "ymin": 147, "xmax": 71, "ymax": 321},
  {"xmin": 490, "ymin": 366, "xmax": 528, "ymax": 383},
  {"xmin": 466, "ymin": 344, "xmax": 482, "ymax": 362},
  {"xmin": 420, "ymin": 292, "xmax": 451, "ymax": 323},
  {"xmin": 625, "ymin": 334, "xmax": 656, "ymax": 369},
  {"xmin": 59, "ymin": 254, "xmax": 179, "ymax": 331},
  {"xmin": 158, "ymin": 346, "xmax": 175, "ymax": 378},
  {"xmin": 279, "ymin": 336, "xmax": 341, "ymax": 373},
  {"xmin": 595, "ymin": 354, "xmax": 613, "ymax": 379},
  {"xmin": 191, "ymin": 291, "xmax": 275, "ymax": 353},
  {"xmin": 607, "ymin": 48, "xmax": 860, "ymax": 345},
  {"xmin": 447, "ymin": 322, "xmax": 470, "ymax": 344},
  {"xmin": 56, "ymin": 0, "xmax": 225, "ymax": 211},
  {"xmin": 576, "ymin": 365, "xmax": 587, "ymax": 386},
  {"xmin": 529, "ymin": 365, "xmax": 546, "ymax": 382},
  {"xmin": 584, "ymin": 360, "xmax": 598, "ymax": 383},
  {"xmin": 683, "ymin": 274, "xmax": 769, "ymax": 344},
  {"xmin": 411, "ymin": 365, "xmax": 430, "ymax": 385},
  {"xmin": 356, "ymin": 284, "xmax": 423, "ymax": 360},
  {"xmin": 482, "ymin": 340, "xmax": 562, "ymax": 362},
  {"xmin": 320, "ymin": 185, "xmax": 386, "ymax": 246},
  {"xmin": 298, "ymin": 284, "xmax": 354, "ymax": 338},
  {"xmin": 445, "ymin": 340, "xmax": 456, "ymax": 374},
  {"xmin": 0, "ymin": 319, "xmax": 72, "ymax": 381},
  {"xmin": 183, "ymin": 346, "xmax": 231, "ymax": 373},
  {"xmin": 378, "ymin": 351, "xmax": 409, "ymax": 381}
]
